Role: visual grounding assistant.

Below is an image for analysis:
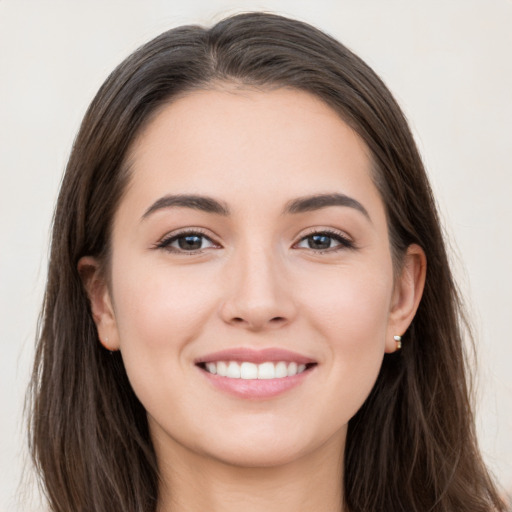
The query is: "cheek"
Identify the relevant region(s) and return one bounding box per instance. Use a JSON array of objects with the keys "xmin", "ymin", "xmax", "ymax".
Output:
[
  {"xmin": 308, "ymin": 269, "xmax": 393, "ymax": 422},
  {"xmin": 305, "ymin": 263, "xmax": 392, "ymax": 337},
  {"xmin": 110, "ymin": 257, "xmax": 220, "ymax": 357},
  {"xmin": 300, "ymin": 261, "xmax": 393, "ymax": 385},
  {"xmin": 108, "ymin": 259, "xmax": 223, "ymax": 419}
]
